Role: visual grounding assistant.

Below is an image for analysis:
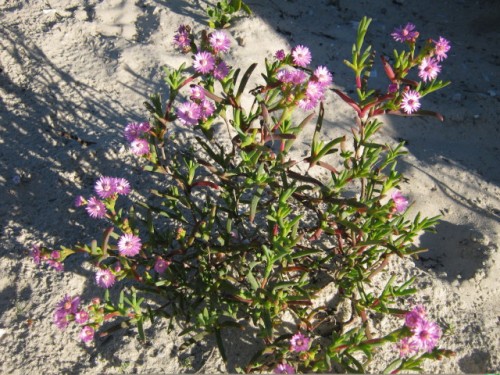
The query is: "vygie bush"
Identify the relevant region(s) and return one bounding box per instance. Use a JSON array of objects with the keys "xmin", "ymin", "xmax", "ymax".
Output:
[{"xmin": 33, "ymin": 16, "xmax": 455, "ymax": 373}]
